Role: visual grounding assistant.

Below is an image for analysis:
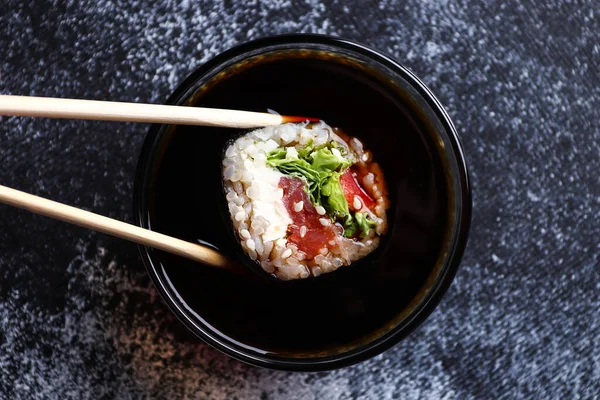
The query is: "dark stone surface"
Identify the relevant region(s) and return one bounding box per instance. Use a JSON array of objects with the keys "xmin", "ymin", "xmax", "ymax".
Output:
[{"xmin": 1, "ymin": 0, "xmax": 599, "ymax": 398}]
